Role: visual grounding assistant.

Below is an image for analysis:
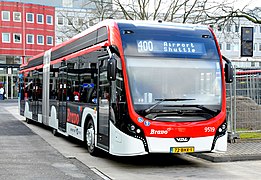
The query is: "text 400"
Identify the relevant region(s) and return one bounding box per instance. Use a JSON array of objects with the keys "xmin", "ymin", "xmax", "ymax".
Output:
[{"xmin": 138, "ymin": 41, "xmax": 153, "ymax": 52}]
